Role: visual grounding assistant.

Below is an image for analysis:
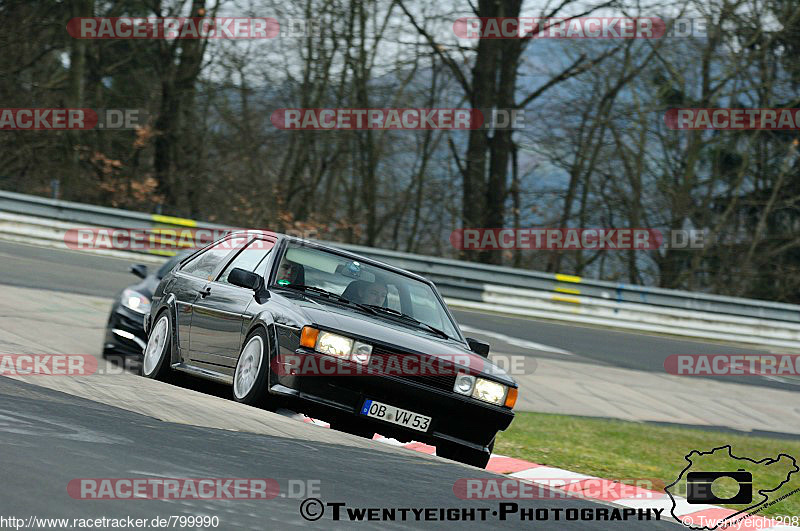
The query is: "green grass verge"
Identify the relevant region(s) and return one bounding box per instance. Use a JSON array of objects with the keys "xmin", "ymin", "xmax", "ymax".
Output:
[{"xmin": 494, "ymin": 412, "xmax": 800, "ymax": 519}]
